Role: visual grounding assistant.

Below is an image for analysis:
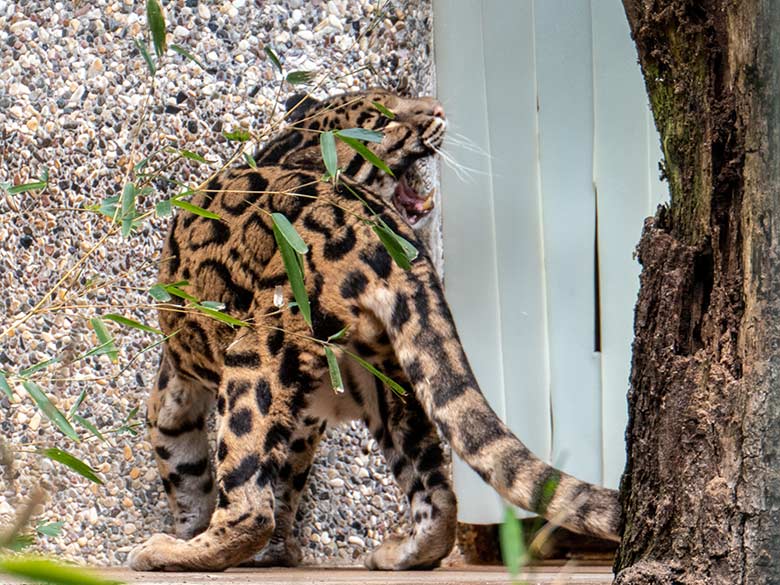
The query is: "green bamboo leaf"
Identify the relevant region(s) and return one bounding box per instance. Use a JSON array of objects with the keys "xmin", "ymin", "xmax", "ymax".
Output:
[
  {"xmin": 149, "ymin": 284, "xmax": 172, "ymax": 302},
  {"xmin": 36, "ymin": 522, "xmax": 65, "ymax": 538},
  {"xmin": 68, "ymin": 389, "xmax": 87, "ymax": 417},
  {"xmin": 499, "ymin": 506, "xmax": 527, "ymax": 579},
  {"xmin": 263, "ymin": 45, "xmax": 282, "ymax": 73},
  {"xmin": 72, "ymin": 414, "xmax": 106, "ymax": 442},
  {"xmin": 39, "ymin": 448, "xmax": 102, "ymax": 484},
  {"xmin": 271, "ymin": 213, "xmax": 309, "ymax": 254},
  {"xmin": 372, "ymin": 224, "xmax": 412, "ymax": 270},
  {"xmin": 6, "ymin": 180, "xmax": 47, "ymax": 195},
  {"xmin": 22, "ymin": 381, "xmax": 80, "ymax": 441},
  {"xmin": 179, "ymin": 149, "xmax": 211, "ymax": 164},
  {"xmin": 193, "ymin": 305, "xmax": 249, "ymax": 328},
  {"xmin": 342, "ymin": 350, "xmax": 407, "ymax": 397},
  {"xmin": 327, "ymin": 326, "xmax": 349, "ymax": 342},
  {"xmin": 324, "ymin": 346, "xmax": 344, "ymax": 394},
  {"xmin": 320, "ymin": 131, "xmax": 338, "ymax": 179},
  {"xmin": 199, "ymin": 300, "xmax": 226, "ymax": 310},
  {"xmin": 155, "ymin": 199, "xmax": 172, "ymax": 217},
  {"xmin": 103, "ymin": 314, "xmax": 163, "ymax": 335},
  {"xmin": 164, "ymin": 283, "xmax": 199, "ymax": 303},
  {"xmin": 377, "ymin": 218, "xmax": 418, "ymax": 262},
  {"xmin": 286, "ymin": 70, "xmax": 316, "ymax": 85},
  {"xmin": 223, "ymin": 128, "xmax": 252, "ymax": 142},
  {"xmin": 121, "ymin": 182, "xmax": 136, "ymax": 238},
  {"xmin": 146, "ymin": 0, "xmax": 167, "ymax": 57},
  {"xmin": 0, "ymin": 556, "xmax": 121, "ymax": 585},
  {"xmin": 5, "ymin": 534, "xmax": 35, "ymax": 551},
  {"xmin": 337, "ymin": 134, "xmax": 394, "ymax": 177},
  {"xmin": 336, "ymin": 128, "xmax": 384, "ymax": 143},
  {"xmin": 273, "ymin": 223, "xmax": 311, "ymax": 328},
  {"xmin": 19, "ymin": 357, "xmax": 59, "ymax": 378},
  {"xmin": 90, "ymin": 317, "xmax": 118, "ymax": 364},
  {"xmin": 371, "ymin": 100, "xmax": 396, "ymax": 119},
  {"xmin": 170, "ymin": 43, "xmax": 205, "ymax": 69},
  {"xmin": 134, "ymin": 38, "xmax": 156, "ymax": 75},
  {"xmin": 171, "ymin": 198, "xmax": 221, "ymax": 220},
  {"xmin": 243, "ymin": 152, "xmax": 257, "ymax": 168},
  {"xmin": 0, "ymin": 371, "xmax": 12, "ymax": 399}
]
